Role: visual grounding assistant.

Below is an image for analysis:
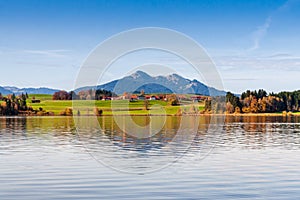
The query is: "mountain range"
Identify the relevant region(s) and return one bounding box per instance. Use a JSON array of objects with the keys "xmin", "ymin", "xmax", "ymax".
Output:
[
  {"xmin": 76, "ymin": 71, "xmax": 227, "ymax": 96},
  {"xmin": 0, "ymin": 71, "xmax": 227, "ymax": 96},
  {"xmin": 0, "ymin": 86, "xmax": 59, "ymax": 95}
]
